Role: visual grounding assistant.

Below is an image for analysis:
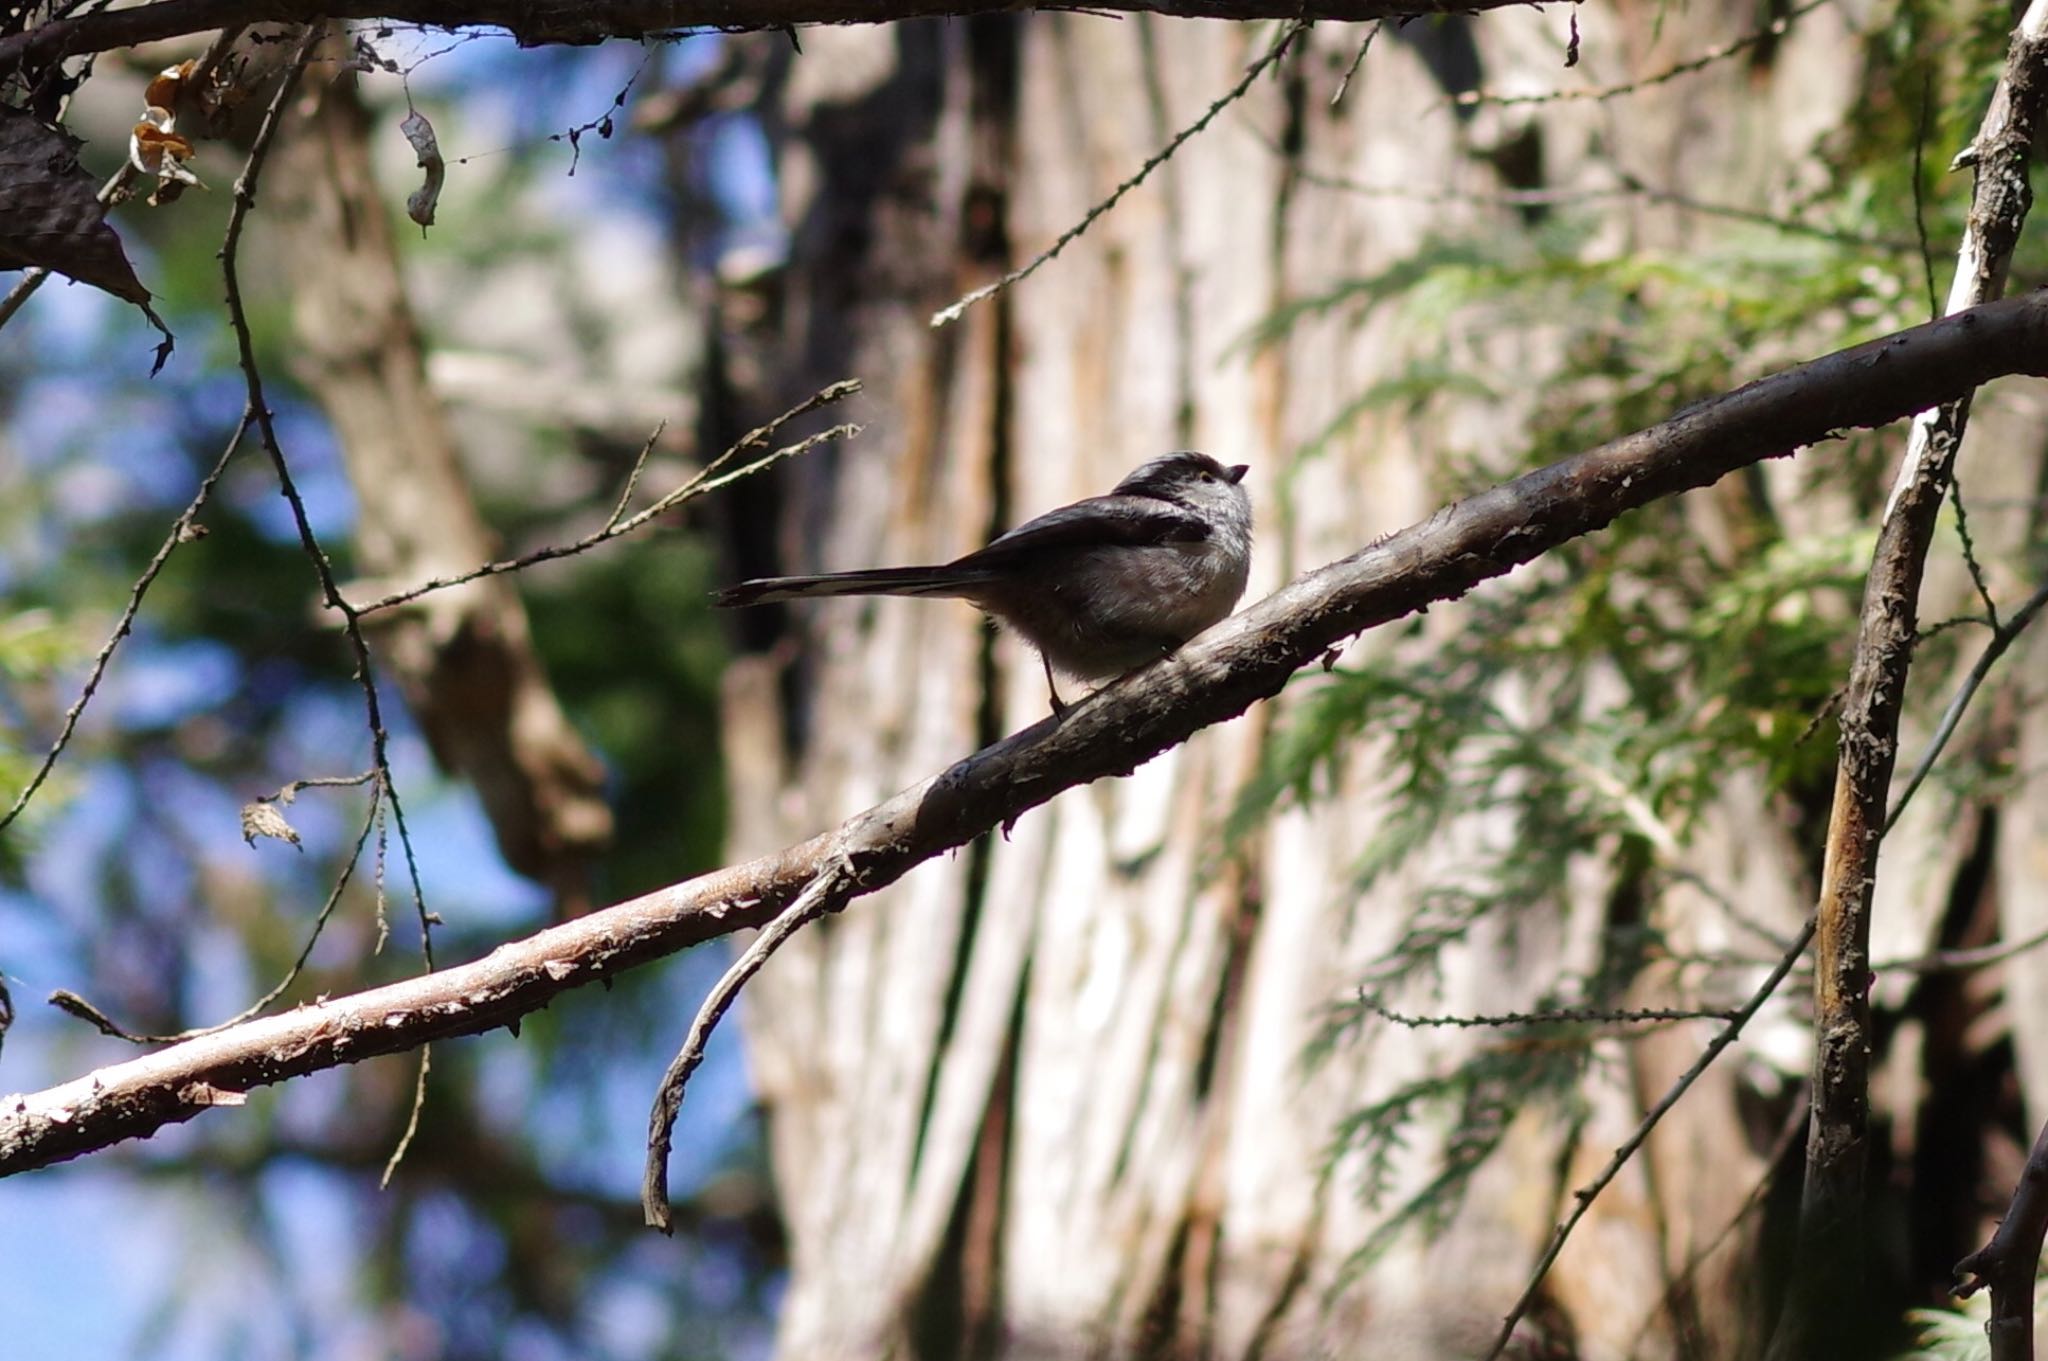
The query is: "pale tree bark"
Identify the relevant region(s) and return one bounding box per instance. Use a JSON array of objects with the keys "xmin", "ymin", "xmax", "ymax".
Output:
[
  {"xmin": 263, "ymin": 54, "xmax": 613, "ymax": 912},
  {"xmin": 715, "ymin": 6, "xmax": 2048, "ymax": 1359}
]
